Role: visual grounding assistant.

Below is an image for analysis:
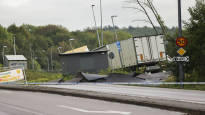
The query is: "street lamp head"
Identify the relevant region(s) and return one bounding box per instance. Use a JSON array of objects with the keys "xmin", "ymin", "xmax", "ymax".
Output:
[
  {"xmin": 69, "ymin": 38, "xmax": 75, "ymax": 41},
  {"xmin": 111, "ymin": 15, "xmax": 118, "ymax": 18},
  {"xmin": 3, "ymin": 46, "xmax": 7, "ymax": 48},
  {"xmin": 57, "ymin": 47, "xmax": 63, "ymax": 53},
  {"xmin": 92, "ymin": 4, "xmax": 95, "ymax": 7}
]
